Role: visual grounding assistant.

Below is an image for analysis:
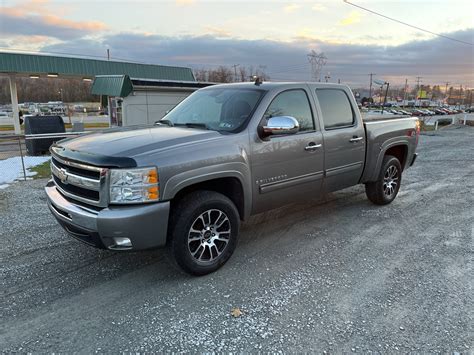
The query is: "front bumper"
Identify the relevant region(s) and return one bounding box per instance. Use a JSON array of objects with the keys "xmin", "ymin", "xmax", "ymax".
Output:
[{"xmin": 45, "ymin": 180, "xmax": 170, "ymax": 250}]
